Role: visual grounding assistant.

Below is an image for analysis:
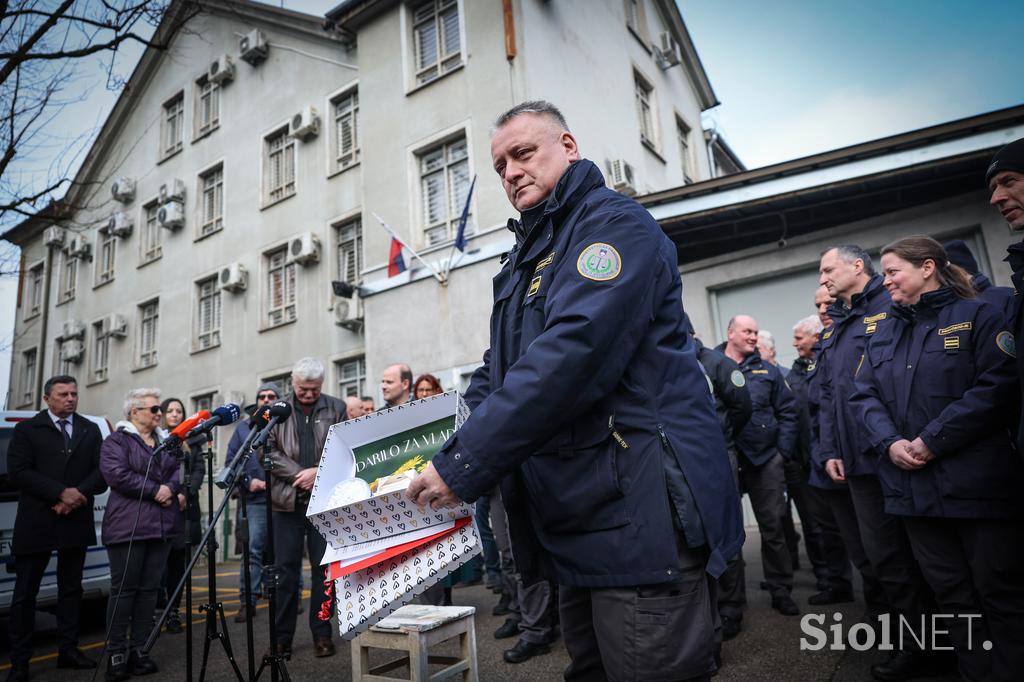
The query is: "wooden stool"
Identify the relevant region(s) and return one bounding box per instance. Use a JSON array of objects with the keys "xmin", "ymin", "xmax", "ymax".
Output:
[{"xmin": 351, "ymin": 605, "xmax": 478, "ymax": 682}]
